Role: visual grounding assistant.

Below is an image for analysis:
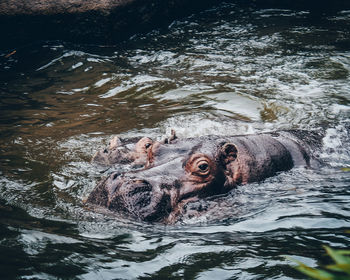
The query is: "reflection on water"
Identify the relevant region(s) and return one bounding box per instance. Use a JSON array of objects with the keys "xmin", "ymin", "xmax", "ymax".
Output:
[{"xmin": 1, "ymin": 1, "xmax": 350, "ymax": 279}]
